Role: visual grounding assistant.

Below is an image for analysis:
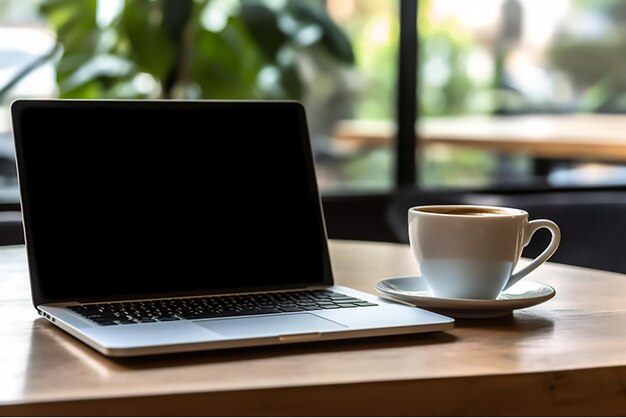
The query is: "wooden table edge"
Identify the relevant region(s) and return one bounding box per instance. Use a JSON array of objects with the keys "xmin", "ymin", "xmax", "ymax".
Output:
[{"xmin": 3, "ymin": 365, "xmax": 625, "ymax": 416}]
